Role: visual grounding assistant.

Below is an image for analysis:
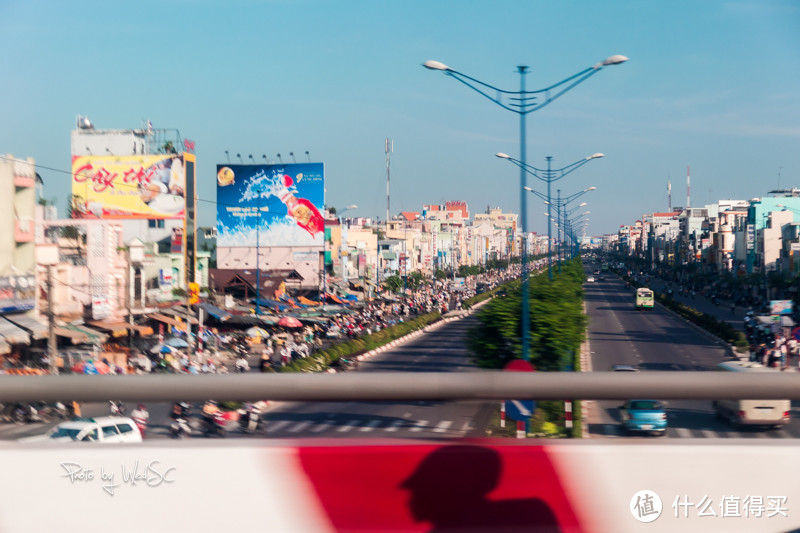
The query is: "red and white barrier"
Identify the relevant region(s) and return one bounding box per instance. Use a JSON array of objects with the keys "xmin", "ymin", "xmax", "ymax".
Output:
[{"xmin": 1, "ymin": 440, "xmax": 798, "ymax": 532}]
